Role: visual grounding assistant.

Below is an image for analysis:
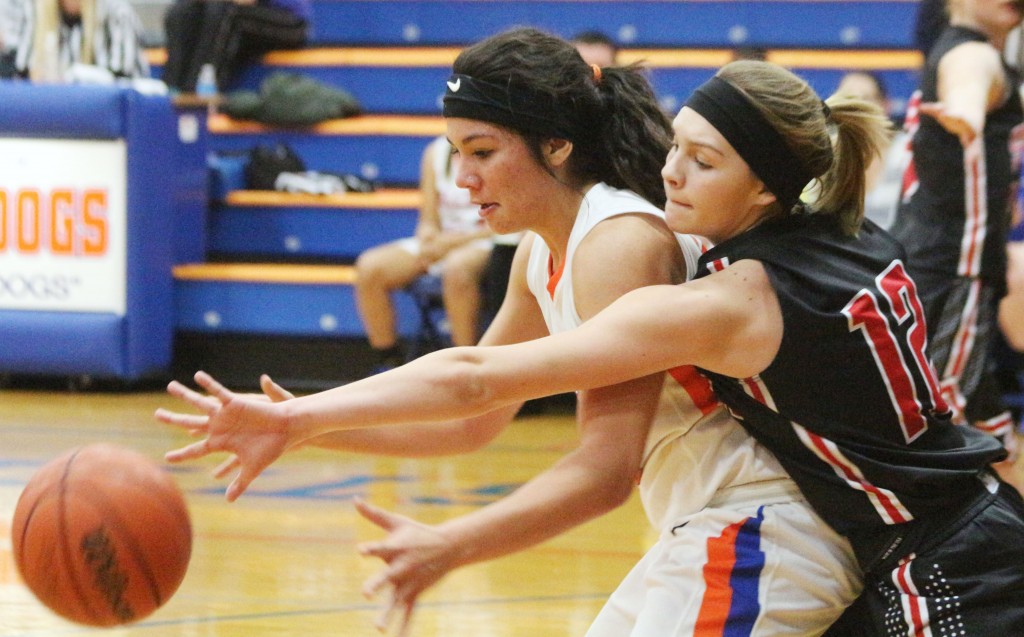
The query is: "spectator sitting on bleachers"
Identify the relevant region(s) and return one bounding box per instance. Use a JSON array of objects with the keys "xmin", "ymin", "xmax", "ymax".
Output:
[
  {"xmin": 354, "ymin": 136, "xmax": 494, "ymax": 373},
  {"xmin": 5, "ymin": 0, "xmax": 149, "ymax": 81},
  {"xmin": 160, "ymin": 0, "xmax": 310, "ymax": 94},
  {"xmin": 833, "ymin": 70, "xmax": 908, "ymax": 230}
]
